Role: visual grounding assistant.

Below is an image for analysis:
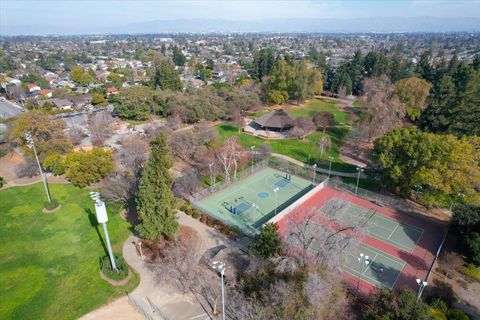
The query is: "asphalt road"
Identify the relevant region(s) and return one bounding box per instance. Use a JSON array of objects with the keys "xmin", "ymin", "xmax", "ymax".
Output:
[{"xmin": 0, "ymin": 98, "xmax": 24, "ymax": 119}]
